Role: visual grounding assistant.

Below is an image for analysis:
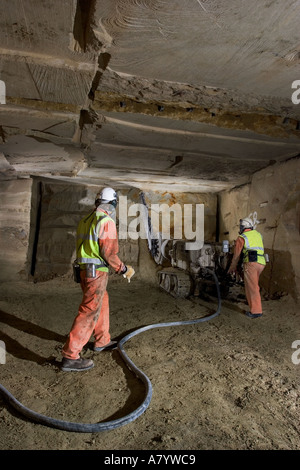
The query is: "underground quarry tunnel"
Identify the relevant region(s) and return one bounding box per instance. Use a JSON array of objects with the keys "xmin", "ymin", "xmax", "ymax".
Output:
[{"xmin": 0, "ymin": 0, "xmax": 299, "ymax": 452}]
